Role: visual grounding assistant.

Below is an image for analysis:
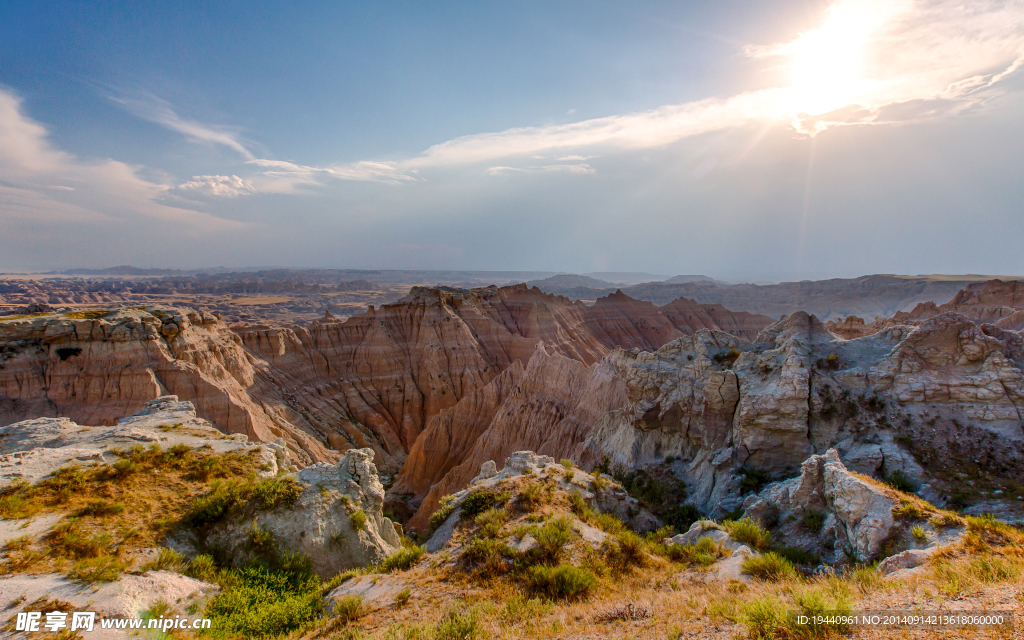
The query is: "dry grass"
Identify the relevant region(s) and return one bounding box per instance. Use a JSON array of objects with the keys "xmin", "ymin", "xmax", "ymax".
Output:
[
  {"xmin": 298, "ymin": 477, "xmax": 1024, "ymax": 640},
  {"xmin": 0, "ymin": 446, "xmax": 266, "ymax": 578}
]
